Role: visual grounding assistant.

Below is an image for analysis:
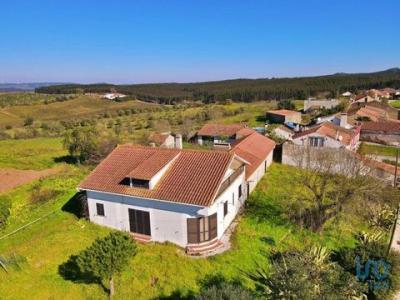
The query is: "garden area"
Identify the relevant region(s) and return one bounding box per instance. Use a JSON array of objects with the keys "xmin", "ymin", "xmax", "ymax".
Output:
[{"xmin": 0, "ymin": 134, "xmax": 399, "ymax": 300}]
